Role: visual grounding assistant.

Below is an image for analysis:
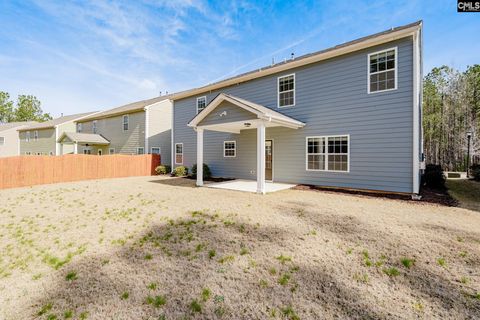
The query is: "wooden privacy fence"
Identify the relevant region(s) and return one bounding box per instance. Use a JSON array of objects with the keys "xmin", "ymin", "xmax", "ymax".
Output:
[{"xmin": 0, "ymin": 154, "xmax": 161, "ymax": 190}]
